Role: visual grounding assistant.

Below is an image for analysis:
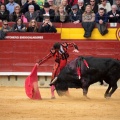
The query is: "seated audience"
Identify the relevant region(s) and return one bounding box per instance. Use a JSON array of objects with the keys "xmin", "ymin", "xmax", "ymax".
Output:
[
  {"xmin": 98, "ymin": 0, "xmax": 111, "ymax": 13},
  {"xmin": 38, "ymin": 16, "xmax": 57, "ymax": 33},
  {"xmin": 6, "ymin": 0, "xmax": 18, "ymax": 14},
  {"xmin": 12, "ymin": 17, "xmax": 26, "ymax": 32},
  {"xmin": 77, "ymin": 0, "xmax": 85, "ymax": 13},
  {"xmin": 27, "ymin": 19, "xmax": 38, "ymax": 32},
  {"xmin": 115, "ymin": 0, "xmax": 120, "ymax": 11},
  {"xmin": 0, "ymin": 4, "xmax": 9, "ymax": 22},
  {"xmin": 69, "ymin": 4, "xmax": 82, "ymax": 24},
  {"xmin": 9, "ymin": 4, "xmax": 22, "ymax": 22},
  {"xmin": 54, "ymin": 5, "xmax": 69, "ymax": 23},
  {"xmin": 22, "ymin": 0, "xmax": 40, "ymax": 13},
  {"xmin": 37, "ymin": 2, "xmax": 55, "ymax": 22},
  {"xmin": 82, "ymin": 5, "xmax": 95, "ymax": 38},
  {"xmin": 25, "ymin": 5, "xmax": 38, "ymax": 22},
  {"xmin": 95, "ymin": 8, "xmax": 108, "ymax": 35},
  {"xmin": 108, "ymin": 4, "xmax": 120, "ymax": 23},
  {"xmin": 1, "ymin": 20, "xmax": 11, "ymax": 32},
  {"xmin": 61, "ymin": 0, "xmax": 71, "ymax": 14},
  {"xmin": 90, "ymin": 0, "xmax": 98, "ymax": 13}
]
